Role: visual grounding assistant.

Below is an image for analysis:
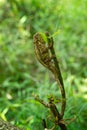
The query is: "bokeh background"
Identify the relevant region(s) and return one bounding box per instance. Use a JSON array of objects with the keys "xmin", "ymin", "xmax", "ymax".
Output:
[{"xmin": 0, "ymin": 0, "xmax": 87, "ymax": 130}]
